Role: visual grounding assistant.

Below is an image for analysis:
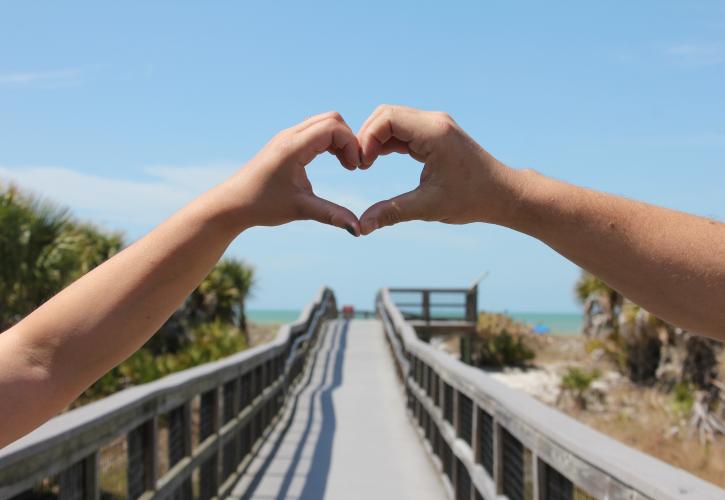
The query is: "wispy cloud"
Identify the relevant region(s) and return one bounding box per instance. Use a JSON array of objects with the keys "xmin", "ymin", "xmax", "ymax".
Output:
[
  {"xmin": 665, "ymin": 42, "xmax": 725, "ymax": 67},
  {"xmin": 0, "ymin": 68, "xmax": 82, "ymax": 87},
  {"xmin": 0, "ymin": 164, "xmax": 237, "ymax": 234},
  {"xmin": 0, "ymin": 164, "xmax": 376, "ymax": 237}
]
